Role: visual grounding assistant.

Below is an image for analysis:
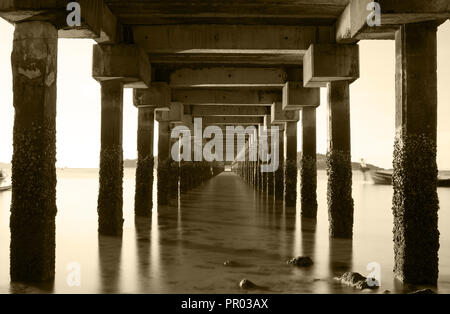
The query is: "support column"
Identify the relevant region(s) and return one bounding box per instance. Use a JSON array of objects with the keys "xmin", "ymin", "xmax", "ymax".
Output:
[
  {"xmin": 98, "ymin": 80, "xmax": 124, "ymax": 236},
  {"xmin": 135, "ymin": 107, "xmax": 154, "ymax": 217},
  {"xmin": 275, "ymin": 127, "xmax": 285, "ymax": 201},
  {"xmin": 157, "ymin": 121, "xmax": 170, "ymax": 205},
  {"xmin": 266, "ymin": 134, "xmax": 274, "ymax": 196},
  {"xmin": 10, "ymin": 21, "xmax": 58, "ymax": 282},
  {"xmin": 392, "ymin": 22, "xmax": 439, "ymax": 285},
  {"xmin": 284, "ymin": 122, "xmax": 297, "ymax": 207},
  {"xmin": 301, "ymin": 107, "xmax": 318, "ymax": 218},
  {"xmin": 327, "ymin": 81, "xmax": 353, "ymax": 238},
  {"xmin": 168, "ymin": 125, "xmax": 180, "ymax": 205}
]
